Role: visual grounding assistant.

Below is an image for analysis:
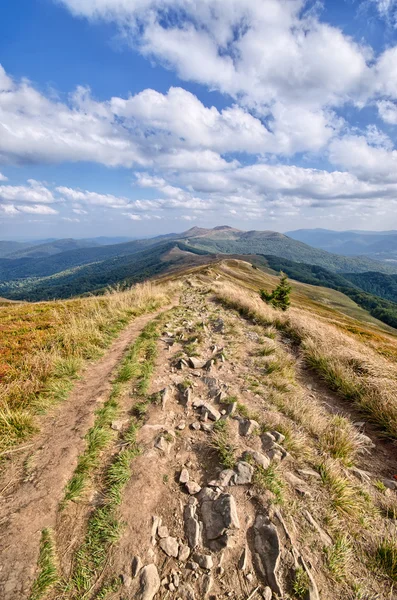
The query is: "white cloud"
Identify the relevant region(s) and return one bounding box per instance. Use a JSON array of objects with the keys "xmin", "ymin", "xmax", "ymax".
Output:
[
  {"xmin": 62, "ymin": 217, "xmax": 80, "ymax": 222},
  {"xmin": 56, "ymin": 186, "xmax": 128, "ymax": 207},
  {"xmin": 328, "ymin": 136, "xmax": 397, "ymax": 183},
  {"xmin": 122, "ymin": 212, "xmax": 142, "ymax": 221},
  {"xmin": 0, "ymin": 172, "xmax": 7, "ymax": 181},
  {"xmin": 0, "ymin": 203, "xmax": 58, "ymax": 215},
  {"xmin": 0, "ymin": 179, "xmax": 55, "ymax": 203}
]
